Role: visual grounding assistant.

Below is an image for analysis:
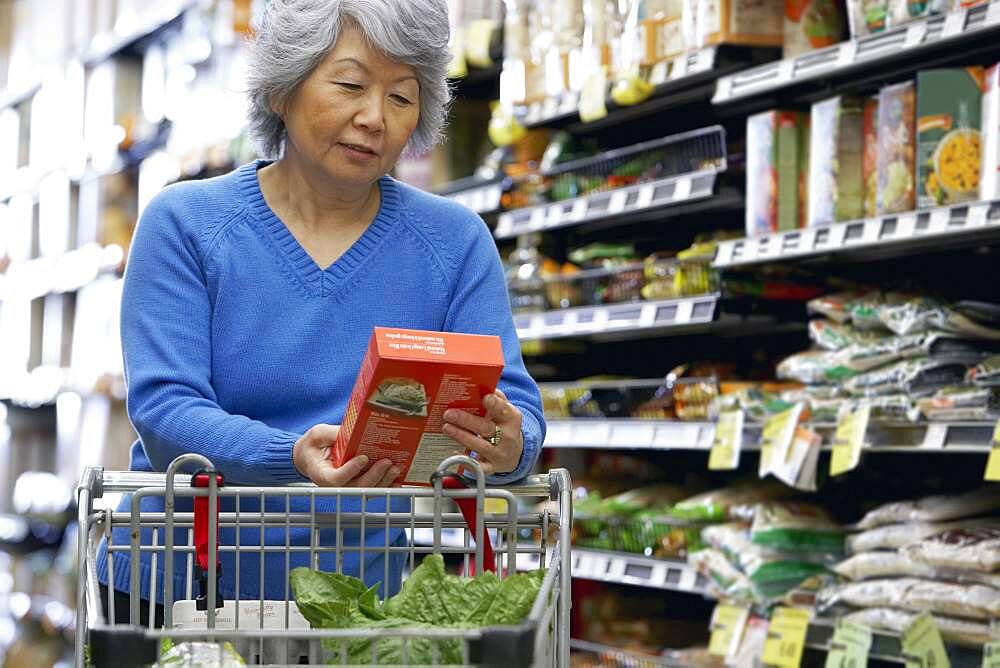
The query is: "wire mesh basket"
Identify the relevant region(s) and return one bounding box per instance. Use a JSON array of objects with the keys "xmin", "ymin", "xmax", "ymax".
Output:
[
  {"xmin": 75, "ymin": 454, "xmax": 573, "ymax": 667},
  {"xmin": 501, "ymin": 125, "xmax": 726, "ymax": 210}
]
